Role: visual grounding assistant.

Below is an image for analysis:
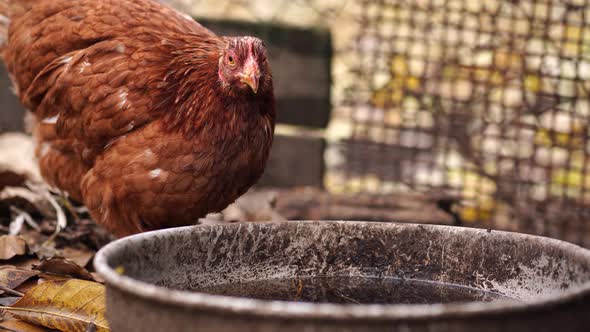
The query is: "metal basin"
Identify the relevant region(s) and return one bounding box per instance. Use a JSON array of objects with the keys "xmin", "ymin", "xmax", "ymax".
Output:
[{"xmin": 94, "ymin": 221, "xmax": 590, "ymax": 331}]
